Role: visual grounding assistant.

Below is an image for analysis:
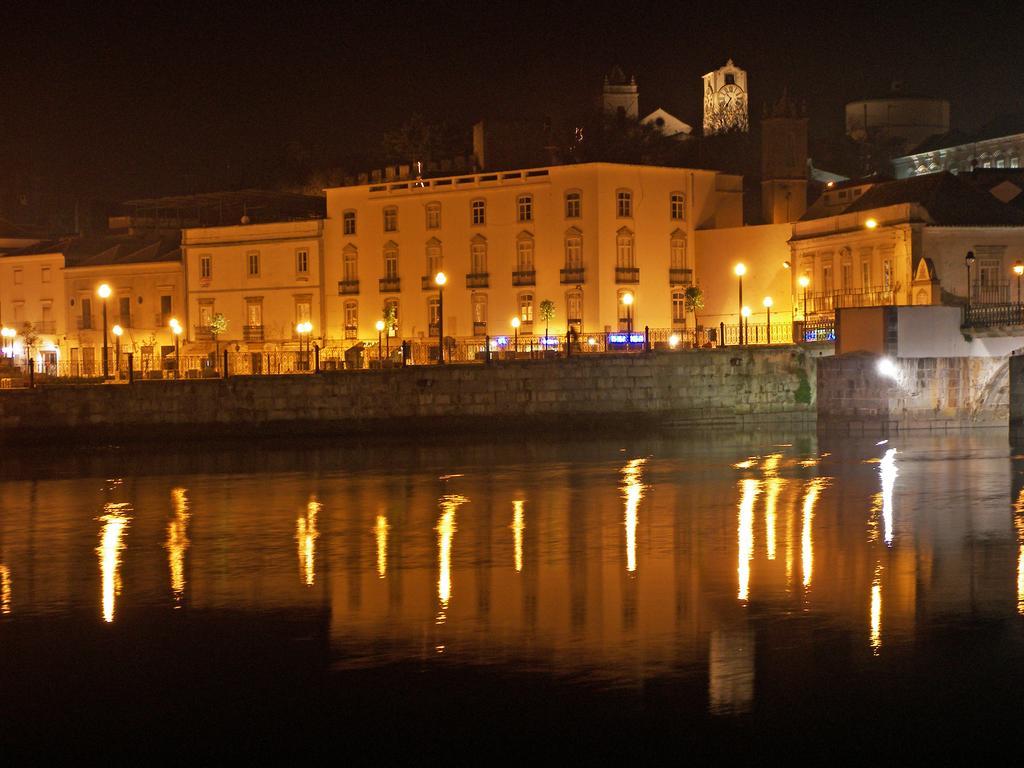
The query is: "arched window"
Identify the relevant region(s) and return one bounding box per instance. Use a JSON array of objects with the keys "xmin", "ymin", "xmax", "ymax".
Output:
[
  {"xmin": 669, "ymin": 230, "xmax": 687, "ymax": 270},
  {"xmin": 383, "ymin": 242, "xmax": 399, "ymax": 279},
  {"xmin": 470, "ymin": 235, "xmax": 487, "ymax": 274},
  {"xmin": 616, "ymin": 227, "xmax": 635, "ymax": 268},
  {"xmin": 425, "ymin": 202, "xmax": 441, "ymax": 229},
  {"xmin": 472, "ymin": 293, "xmax": 488, "ymax": 335},
  {"xmin": 343, "ymin": 300, "xmax": 358, "ymax": 339},
  {"xmin": 564, "ymin": 228, "xmax": 583, "ymax": 269},
  {"xmin": 343, "ymin": 244, "xmax": 358, "ymax": 281},
  {"xmin": 425, "ymin": 238, "xmax": 442, "ymax": 277},
  {"xmin": 517, "ymin": 194, "xmax": 533, "ymax": 223},
  {"xmin": 672, "ymin": 288, "xmax": 686, "ymax": 326},
  {"xmin": 670, "ymin": 192, "xmax": 685, "ymax": 221},
  {"xmin": 616, "ymin": 189, "xmax": 633, "ymax": 218},
  {"xmin": 516, "ymin": 232, "xmax": 534, "ymax": 272},
  {"xmin": 565, "ymin": 190, "xmax": 581, "ymax": 219}
]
